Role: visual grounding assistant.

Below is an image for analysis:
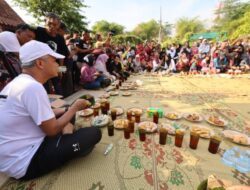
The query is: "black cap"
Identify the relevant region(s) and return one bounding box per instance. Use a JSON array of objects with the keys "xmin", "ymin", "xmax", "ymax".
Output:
[{"xmin": 83, "ymin": 54, "xmax": 95, "ymax": 64}]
